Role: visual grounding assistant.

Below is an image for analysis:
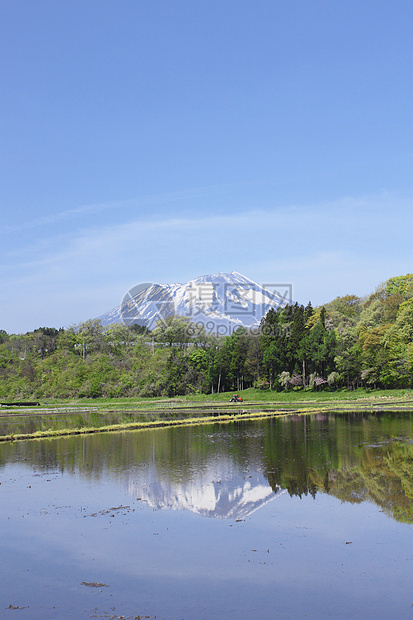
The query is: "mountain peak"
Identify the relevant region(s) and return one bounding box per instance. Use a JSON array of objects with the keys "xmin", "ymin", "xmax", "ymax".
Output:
[{"xmin": 98, "ymin": 271, "xmax": 291, "ymax": 334}]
